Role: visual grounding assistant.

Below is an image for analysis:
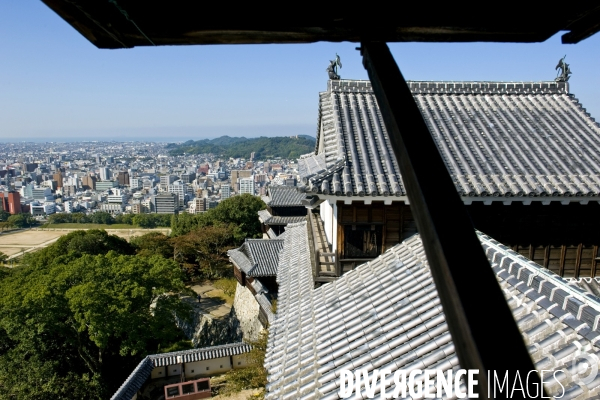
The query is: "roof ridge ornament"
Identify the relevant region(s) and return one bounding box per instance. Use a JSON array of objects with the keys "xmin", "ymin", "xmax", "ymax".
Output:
[
  {"xmin": 555, "ymin": 55, "xmax": 572, "ymax": 82},
  {"xmin": 327, "ymin": 54, "xmax": 342, "ymax": 80}
]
